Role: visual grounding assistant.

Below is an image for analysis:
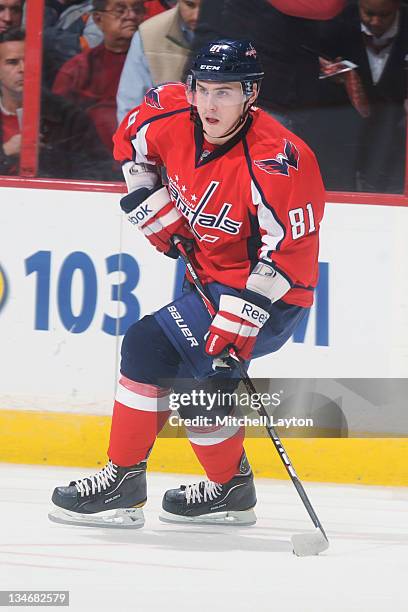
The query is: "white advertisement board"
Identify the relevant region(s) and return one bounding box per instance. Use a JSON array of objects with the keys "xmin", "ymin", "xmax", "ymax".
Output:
[{"xmin": 0, "ymin": 188, "xmax": 407, "ymax": 416}]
